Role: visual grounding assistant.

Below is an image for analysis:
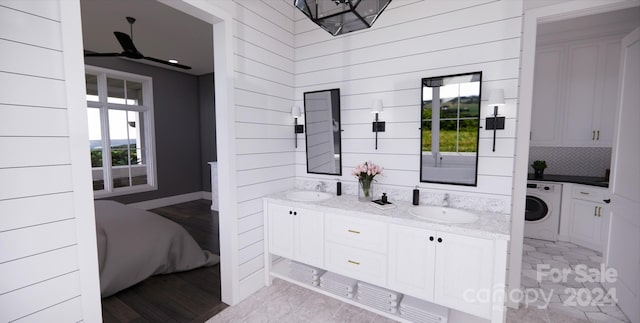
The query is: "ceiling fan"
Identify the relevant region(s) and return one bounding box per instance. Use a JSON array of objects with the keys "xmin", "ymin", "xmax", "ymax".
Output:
[{"xmin": 84, "ymin": 16, "xmax": 191, "ymax": 70}]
